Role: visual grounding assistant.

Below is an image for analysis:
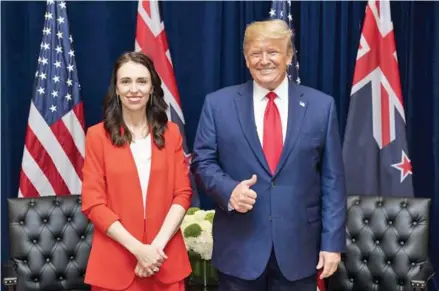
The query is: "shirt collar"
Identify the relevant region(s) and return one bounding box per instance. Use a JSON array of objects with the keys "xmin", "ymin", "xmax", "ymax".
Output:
[{"xmin": 253, "ymin": 75, "xmax": 289, "ymax": 102}]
